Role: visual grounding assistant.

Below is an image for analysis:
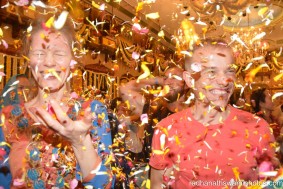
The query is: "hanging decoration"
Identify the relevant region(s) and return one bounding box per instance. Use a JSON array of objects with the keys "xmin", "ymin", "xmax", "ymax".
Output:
[
  {"xmin": 116, "ymin": 37, "xmax": 142, "ymax": 68},
  {"xmin": 174, "ymin": 19, "xmax": 199, "ymax": 56},
  {"xmin": 230, "ymin": 27, "xmax": 269, "ymax": 67},
  {"xmin": 186, "ymin": 0, "xmax": 251, "ymax": 18},
  {"xmin": 268, "ymin": 48, "xmax": 283, "ymax": 73}
]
